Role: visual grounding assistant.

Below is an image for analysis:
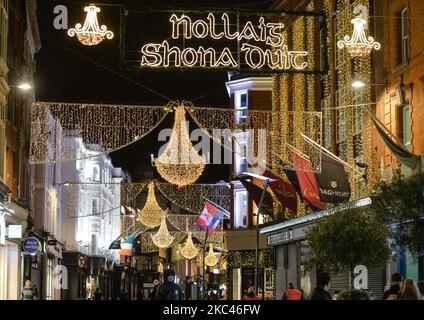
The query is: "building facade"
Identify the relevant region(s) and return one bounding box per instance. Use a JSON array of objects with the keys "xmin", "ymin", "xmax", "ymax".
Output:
[
  {"xmin": 0, "ymin": 0, "xmax": 41, "ymax": 300},
  {"xmin": 374, "ymin": 0, "xmax": 424, "ymax": 283},
  {"xmin": 225, "ymin": 75, "xmax": 275, "ymax": 300},
  {"xmin": 60, "ymin": 134, "xmax": 124, "ymax": 300}
]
